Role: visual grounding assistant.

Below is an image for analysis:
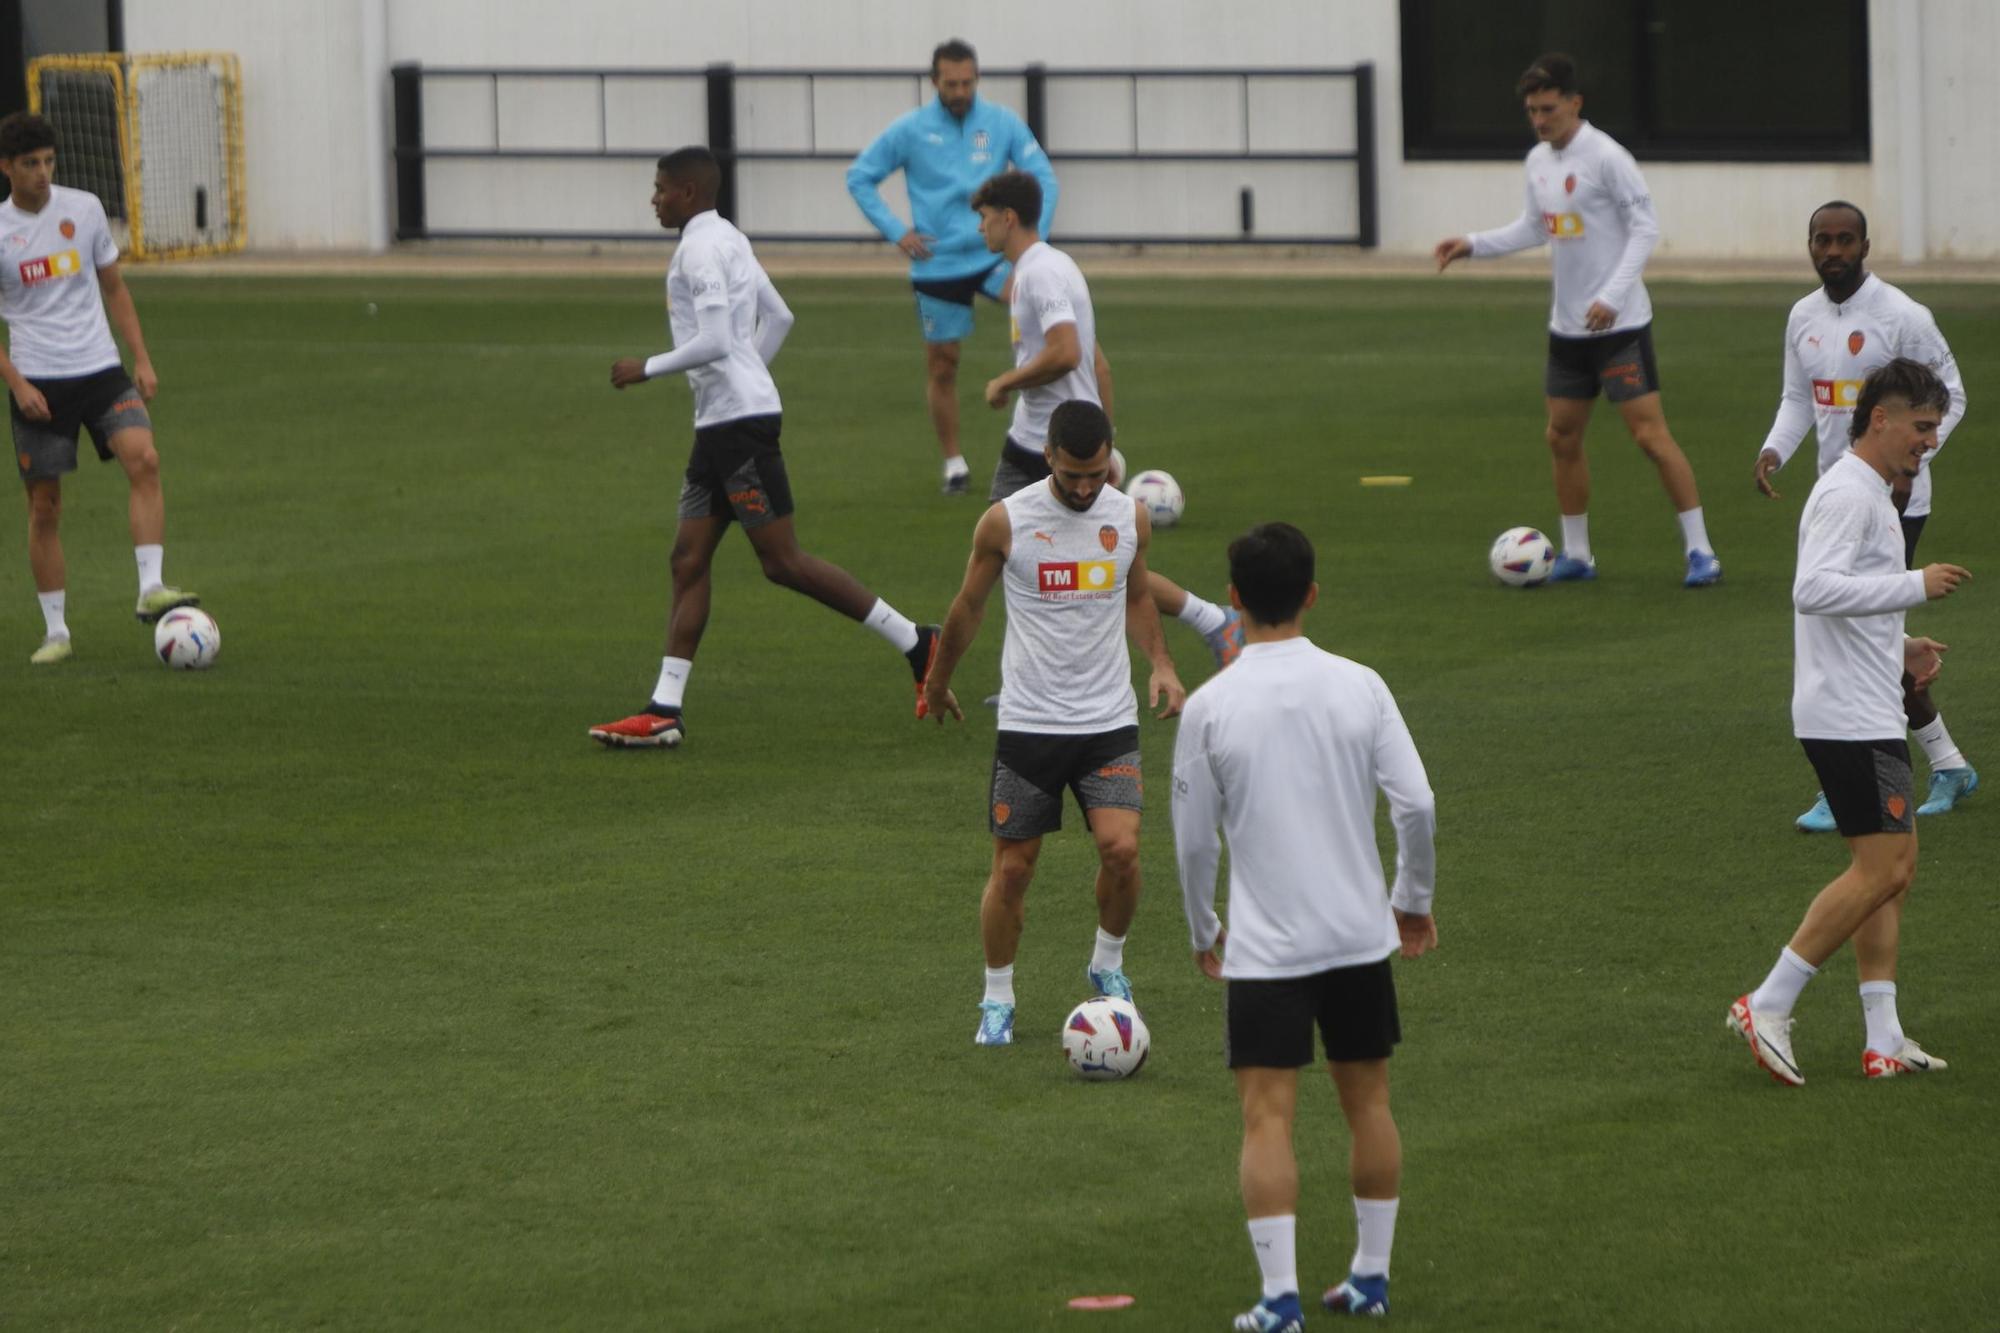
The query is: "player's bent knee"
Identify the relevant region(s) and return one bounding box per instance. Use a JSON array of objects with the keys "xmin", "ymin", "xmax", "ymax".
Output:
[
  {"xmin": 25, "ymin": 484, "xmax": 61, "ymax": 526},
  {"xmin": 1096, "ymin": 834, "xmax": 1140, "ymax": 875}
]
